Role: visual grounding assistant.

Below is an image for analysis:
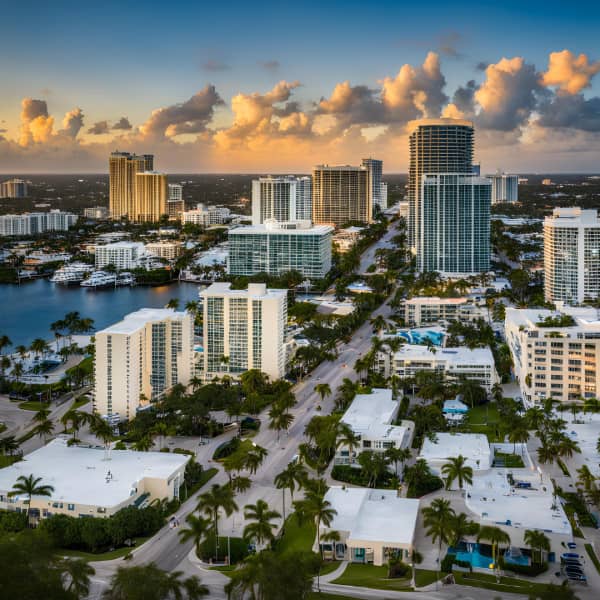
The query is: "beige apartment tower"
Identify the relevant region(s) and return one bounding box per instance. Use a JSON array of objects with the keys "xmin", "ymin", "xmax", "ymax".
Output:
[
  {"xmin": 109, "ymin": 151, "xmax": 154, "ymax": 219},
  {"xmin": 94, "ymin": 309, "xmax": 193, "ymax": 421},
  {"xmin": 312, "ymin": 165, "xmax": 373, "ymax": 227},
  {"xmin": 133, "ymin": 171, "xmax": 168, "ymax": 222}
]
